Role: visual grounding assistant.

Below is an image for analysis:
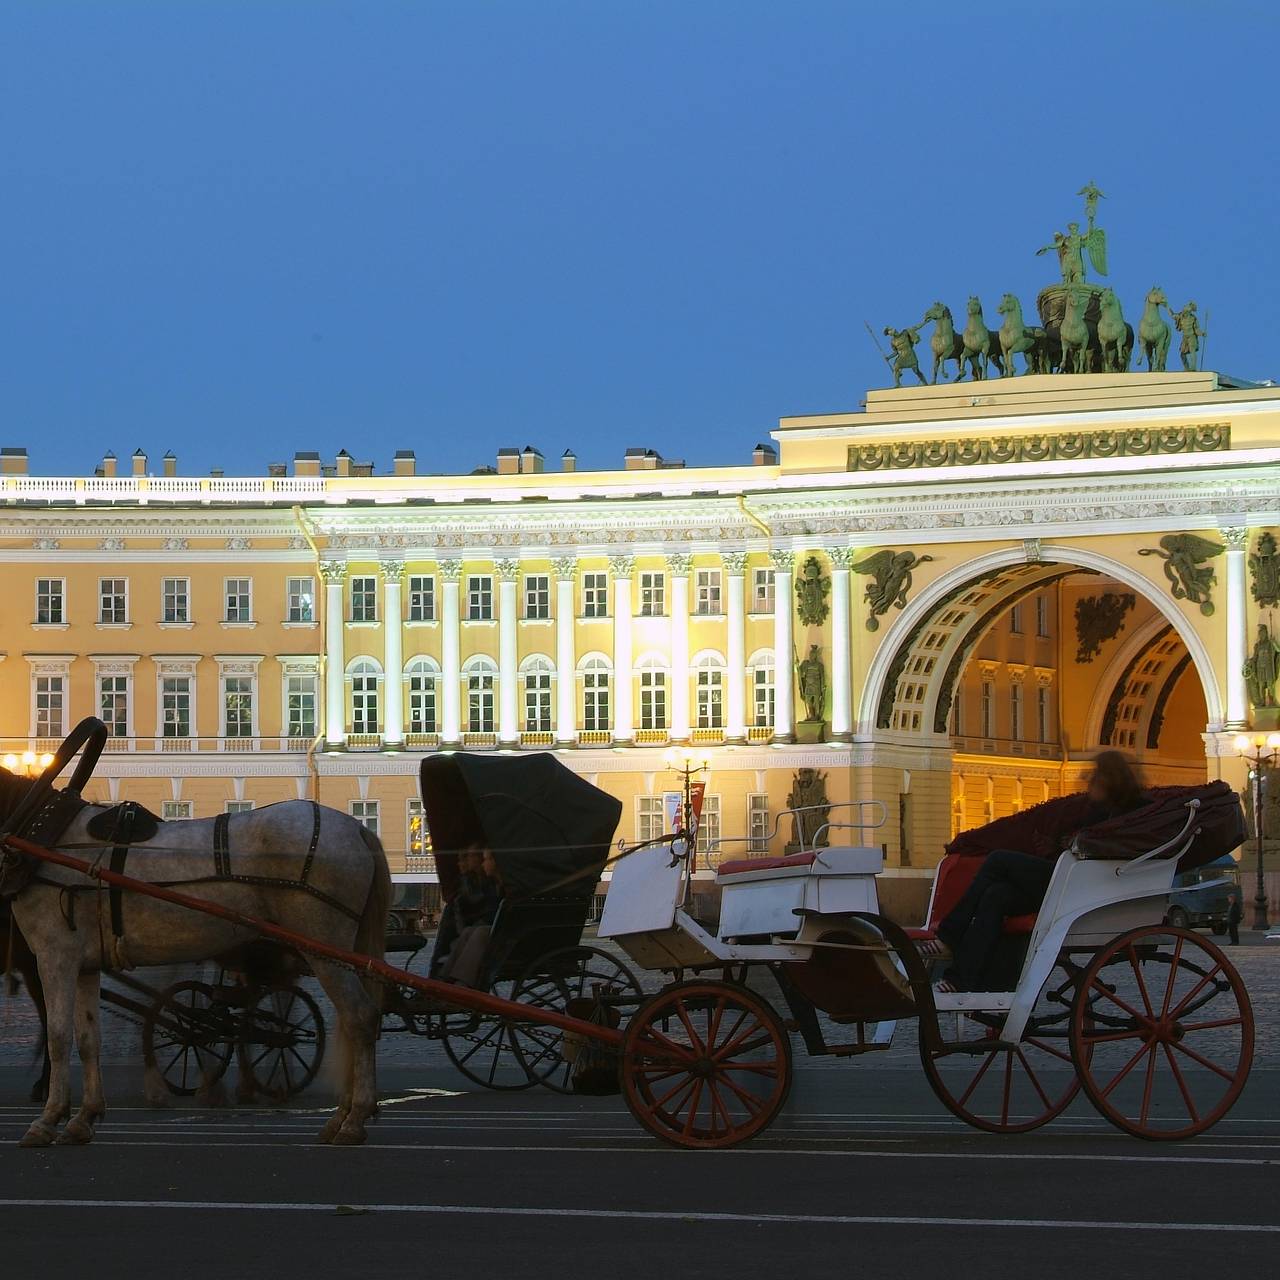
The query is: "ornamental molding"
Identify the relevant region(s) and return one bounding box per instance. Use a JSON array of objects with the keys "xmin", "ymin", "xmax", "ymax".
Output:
[
  {"xmin": 608, "ymin": 554, "xmax": 635, "ymax": 577},
  {"xmin": 277, "ymin": 655, "xmax": 321, "ymax": 676},
  {"xmin": 666, "ymin": 553, "xmax": 693, "ymax": 576},
  {"xmin": 722, "ymin": 552, "xmax": 748, "ymax": 574},
  {"xmin": 552, "ymin": 557, "xmax": 578, "ymax": 581},
  {"xmin": 319, "ymin": 560, "xmax": 348, "ymax": 585},
  {"xmin": 90, "ymin": 656, "xmax": 141, "ymax": 677},
  {"xmin": 215, "ymin": 655, "xmax": 265, "ymax": 677},
  {"xmin": 768, "ymin": 550, "xmax": 794, "ymax": 572},
  {"xmin": 154, "ymin": 656, "xmax": 200, "ymax": 676},
  {"xmin": 494, "ymin": 558, "xmax": 521, "ymax": 581},
  {"xmin": 24, "ymin": 654, "xmax": 74, "ymax": 676},
  {"xmin": 437, "ymin": 559, "xmax": 463, "ymax": 582}
]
